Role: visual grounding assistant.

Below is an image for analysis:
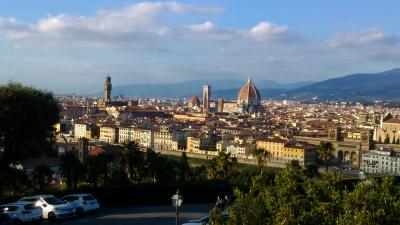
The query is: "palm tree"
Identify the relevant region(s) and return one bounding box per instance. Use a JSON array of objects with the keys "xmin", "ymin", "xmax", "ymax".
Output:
[
  {"xmin": 60, "ymin": 151, "xmax": 85, "ymax": 189},
  {"xmin": 121, "ymin": 140, "xmax": 142, "ymax": 182},
  {"xmin": 251, "ymin": 147, "xmax": 271, "ymax": 171},
  {"xmin": 319, "ymin": 141, "xmax": 335, "ymax": 172},
  {"xmin": 145, "ymin": 148, "xmax": 161, "ymax": 183},
  {"xmin": 208, "ymin": 152, "xmax": 237, "ymax": 180},
  {"xmin": 32, "ymin": 164, "xmax": 53, "ymax": 190}
]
